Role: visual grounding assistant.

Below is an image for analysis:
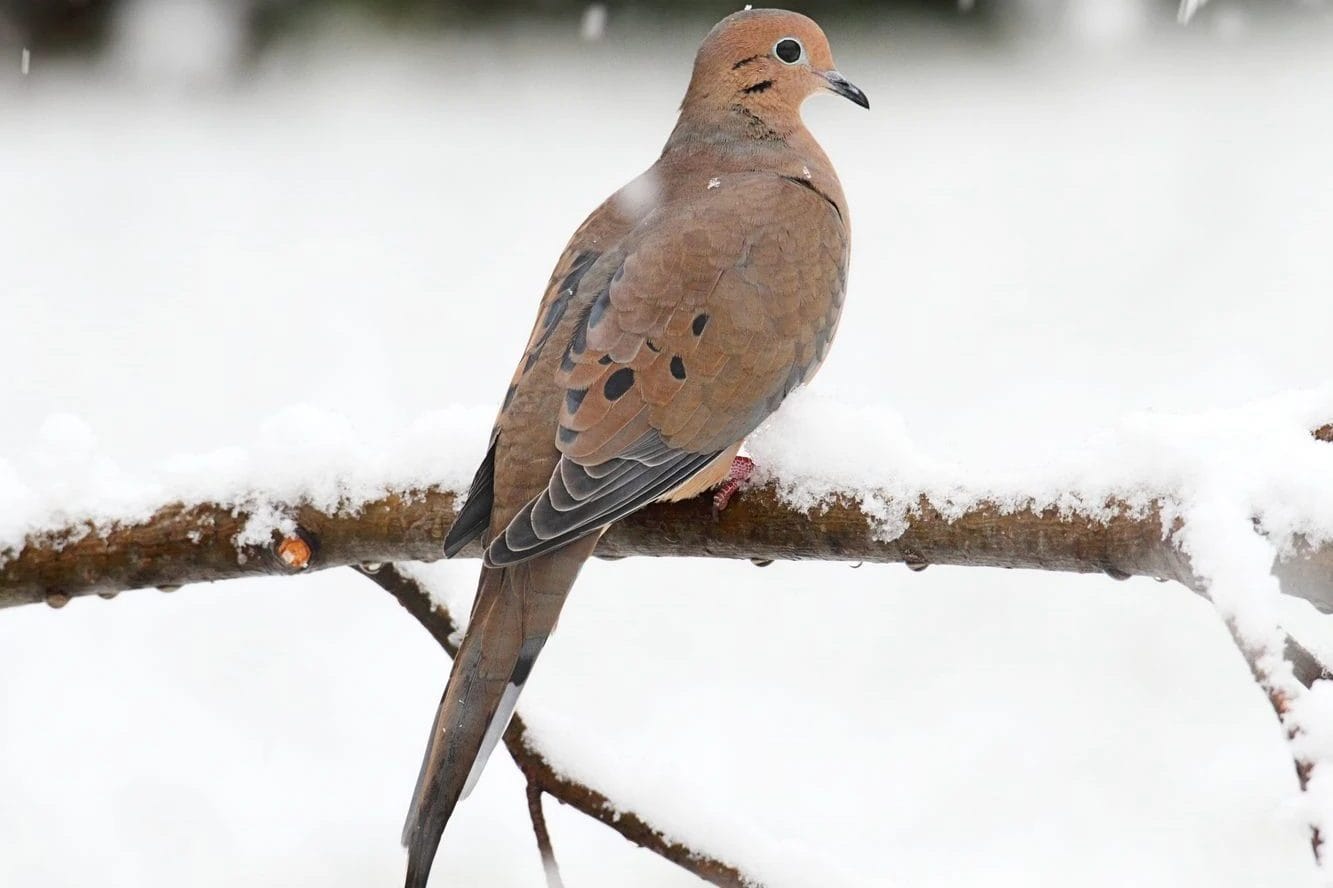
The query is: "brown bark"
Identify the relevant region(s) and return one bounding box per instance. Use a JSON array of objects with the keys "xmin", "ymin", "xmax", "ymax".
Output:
[
  {"xmin": 7, "ymin": 483, "xmax": 1333, "ymax": 613},
  {"xmin": 524, "ymin": 782, "xmax": 565, "ymax": 888}
]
